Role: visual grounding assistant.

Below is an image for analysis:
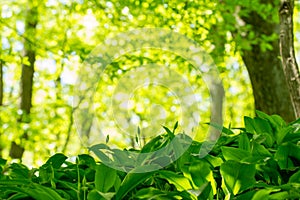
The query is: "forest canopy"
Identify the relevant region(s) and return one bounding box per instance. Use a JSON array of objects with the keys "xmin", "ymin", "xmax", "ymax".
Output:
[{"xmin": 0, "ymin": 0, "xmax": 300, "ymax": 167}]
